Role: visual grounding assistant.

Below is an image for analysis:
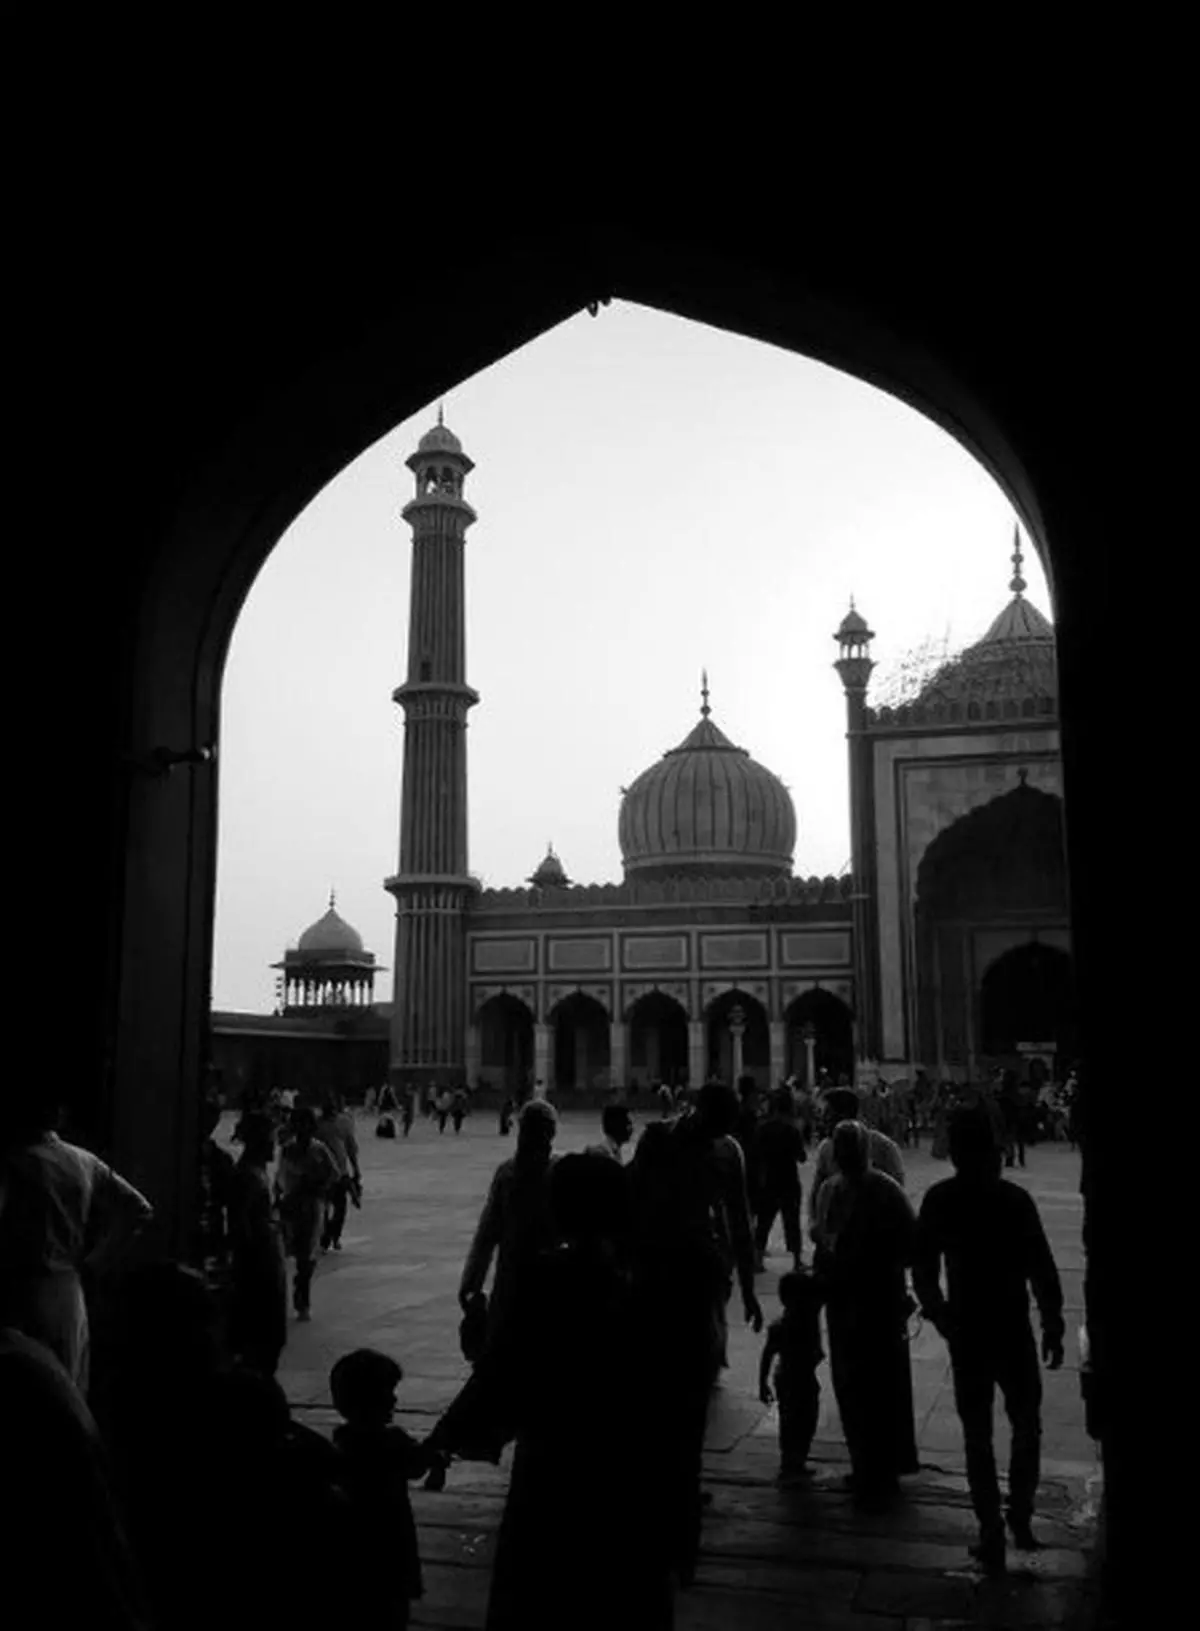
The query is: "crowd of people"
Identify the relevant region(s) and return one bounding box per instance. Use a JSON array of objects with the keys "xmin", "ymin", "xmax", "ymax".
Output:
[{"xmin": 1, "ymin": 1066, "xmax": 1073, "ymax": 1628}]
